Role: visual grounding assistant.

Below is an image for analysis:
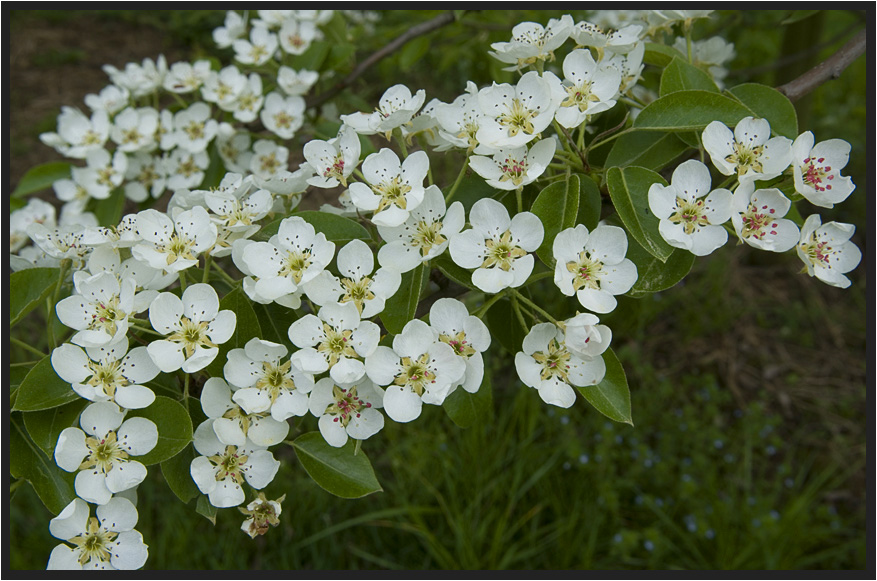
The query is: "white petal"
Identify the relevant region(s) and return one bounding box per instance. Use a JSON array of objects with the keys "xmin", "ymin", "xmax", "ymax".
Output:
[
  {"xmin": 382, "ymin": 385, "xmax": 423, "ymax": 423},
  {"xmin": 54, "ymin": 427, "xmax": 89, "ymax": 472},
  {"xmin": 116, "ymin": 417, "xmax": 158, "ymax": 456},
  {"xmin": 104, "ymin": 460, "xmax": 148, "ymax": 494},
  {"xmin": 49, "ymin": 498, "xmax": 89, "ymax": 541},
  {"xmin": 75, "ymin": 469, "xmax": 112, "ymax": 505},
  {"xmin": 109, "ymin": 530, "xmax": 149, "ymax": 570},
  {"xmin": 79, "ymin": 401, "xmax": 124, "ymax": 437},
  {"xmin": 242, "ymin": 450, "xmax": 280, "ymax": 489},
  {"xmin": 318, "ymin": 414, "xmax": 349, "ymax": 447}
]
